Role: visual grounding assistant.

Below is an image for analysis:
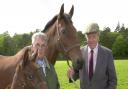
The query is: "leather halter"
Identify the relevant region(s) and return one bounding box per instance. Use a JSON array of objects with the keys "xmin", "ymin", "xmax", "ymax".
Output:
[
  {"xmin": 56, "ymin": 19, "xmax": 81, "ymax": 68},
  {"xmin": 56, "ymin": 19, "xmax": 81, "ymax": 89},
  {"xmin": 56, "ymin": 20, "xmax": 80, "ymax": 54}
]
